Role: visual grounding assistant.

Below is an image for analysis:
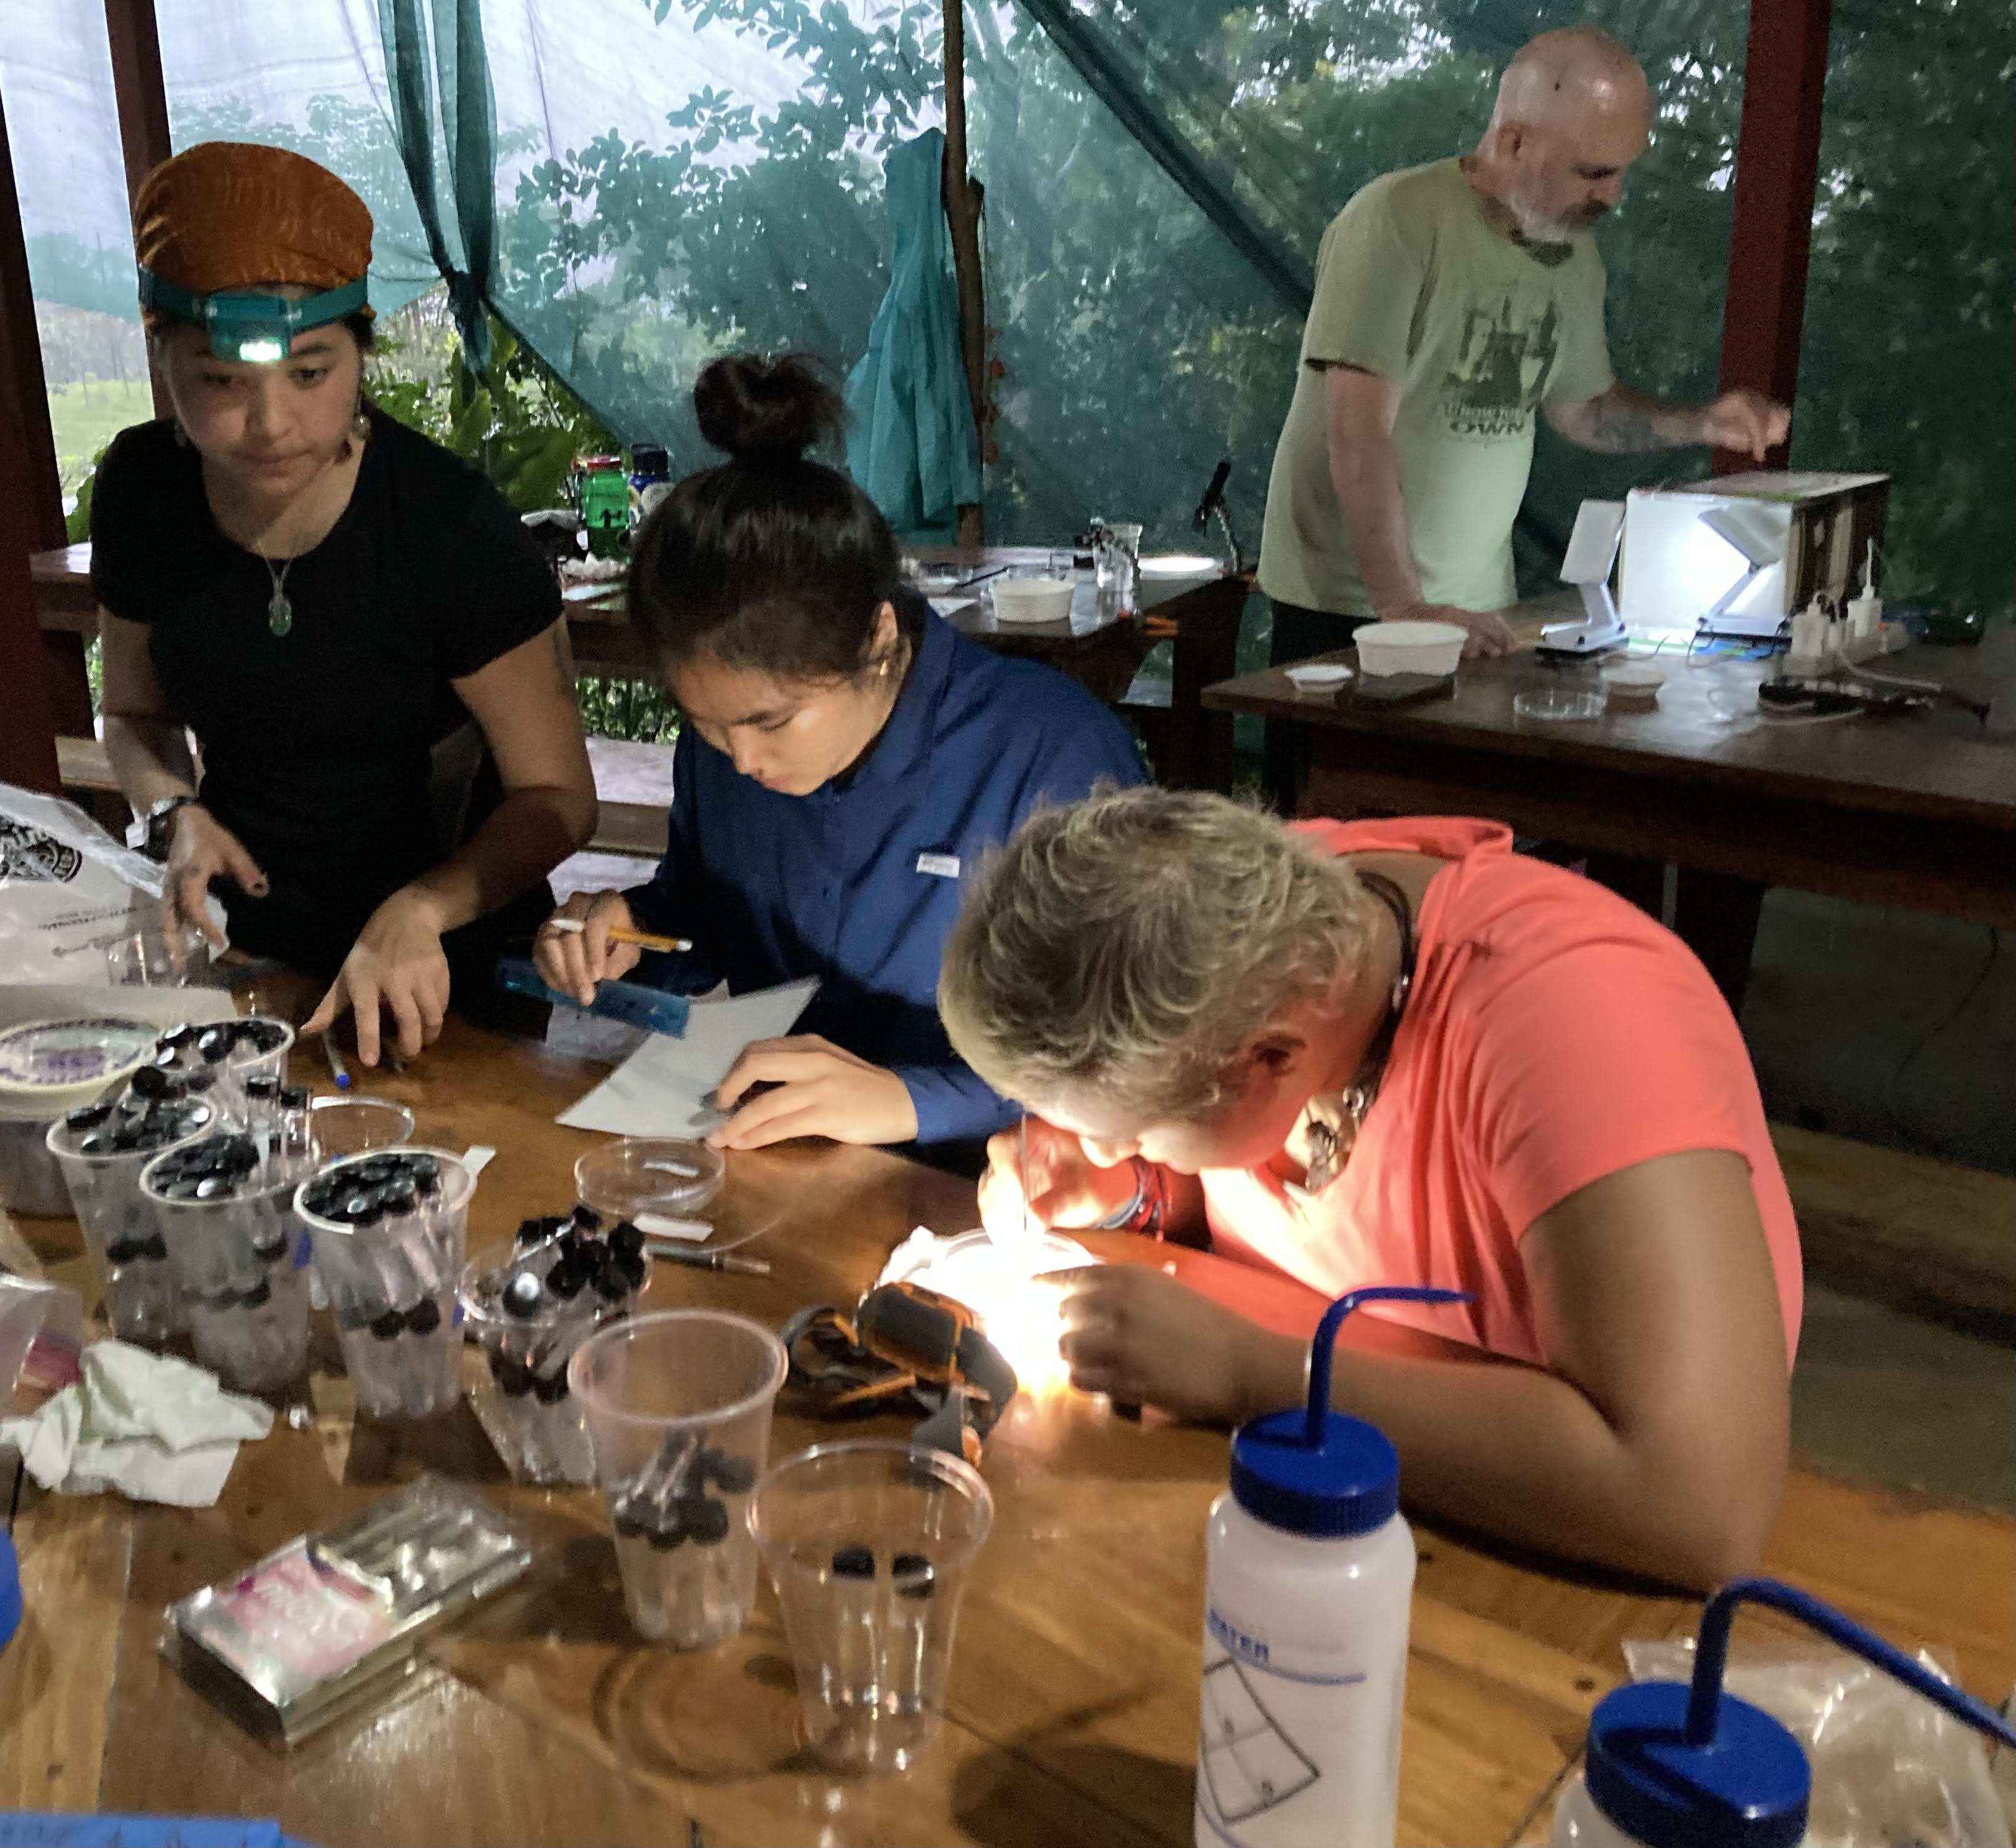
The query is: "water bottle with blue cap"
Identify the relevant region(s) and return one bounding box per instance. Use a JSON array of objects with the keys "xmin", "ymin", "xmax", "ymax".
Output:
[
  {"xmin": 1553, "ymin": 1575, "xmax": 2016, "ymax": 1845},
  {"xmin": 1193, "ymin": 1285, "xmax": 1468, "ymax": 1848}
]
